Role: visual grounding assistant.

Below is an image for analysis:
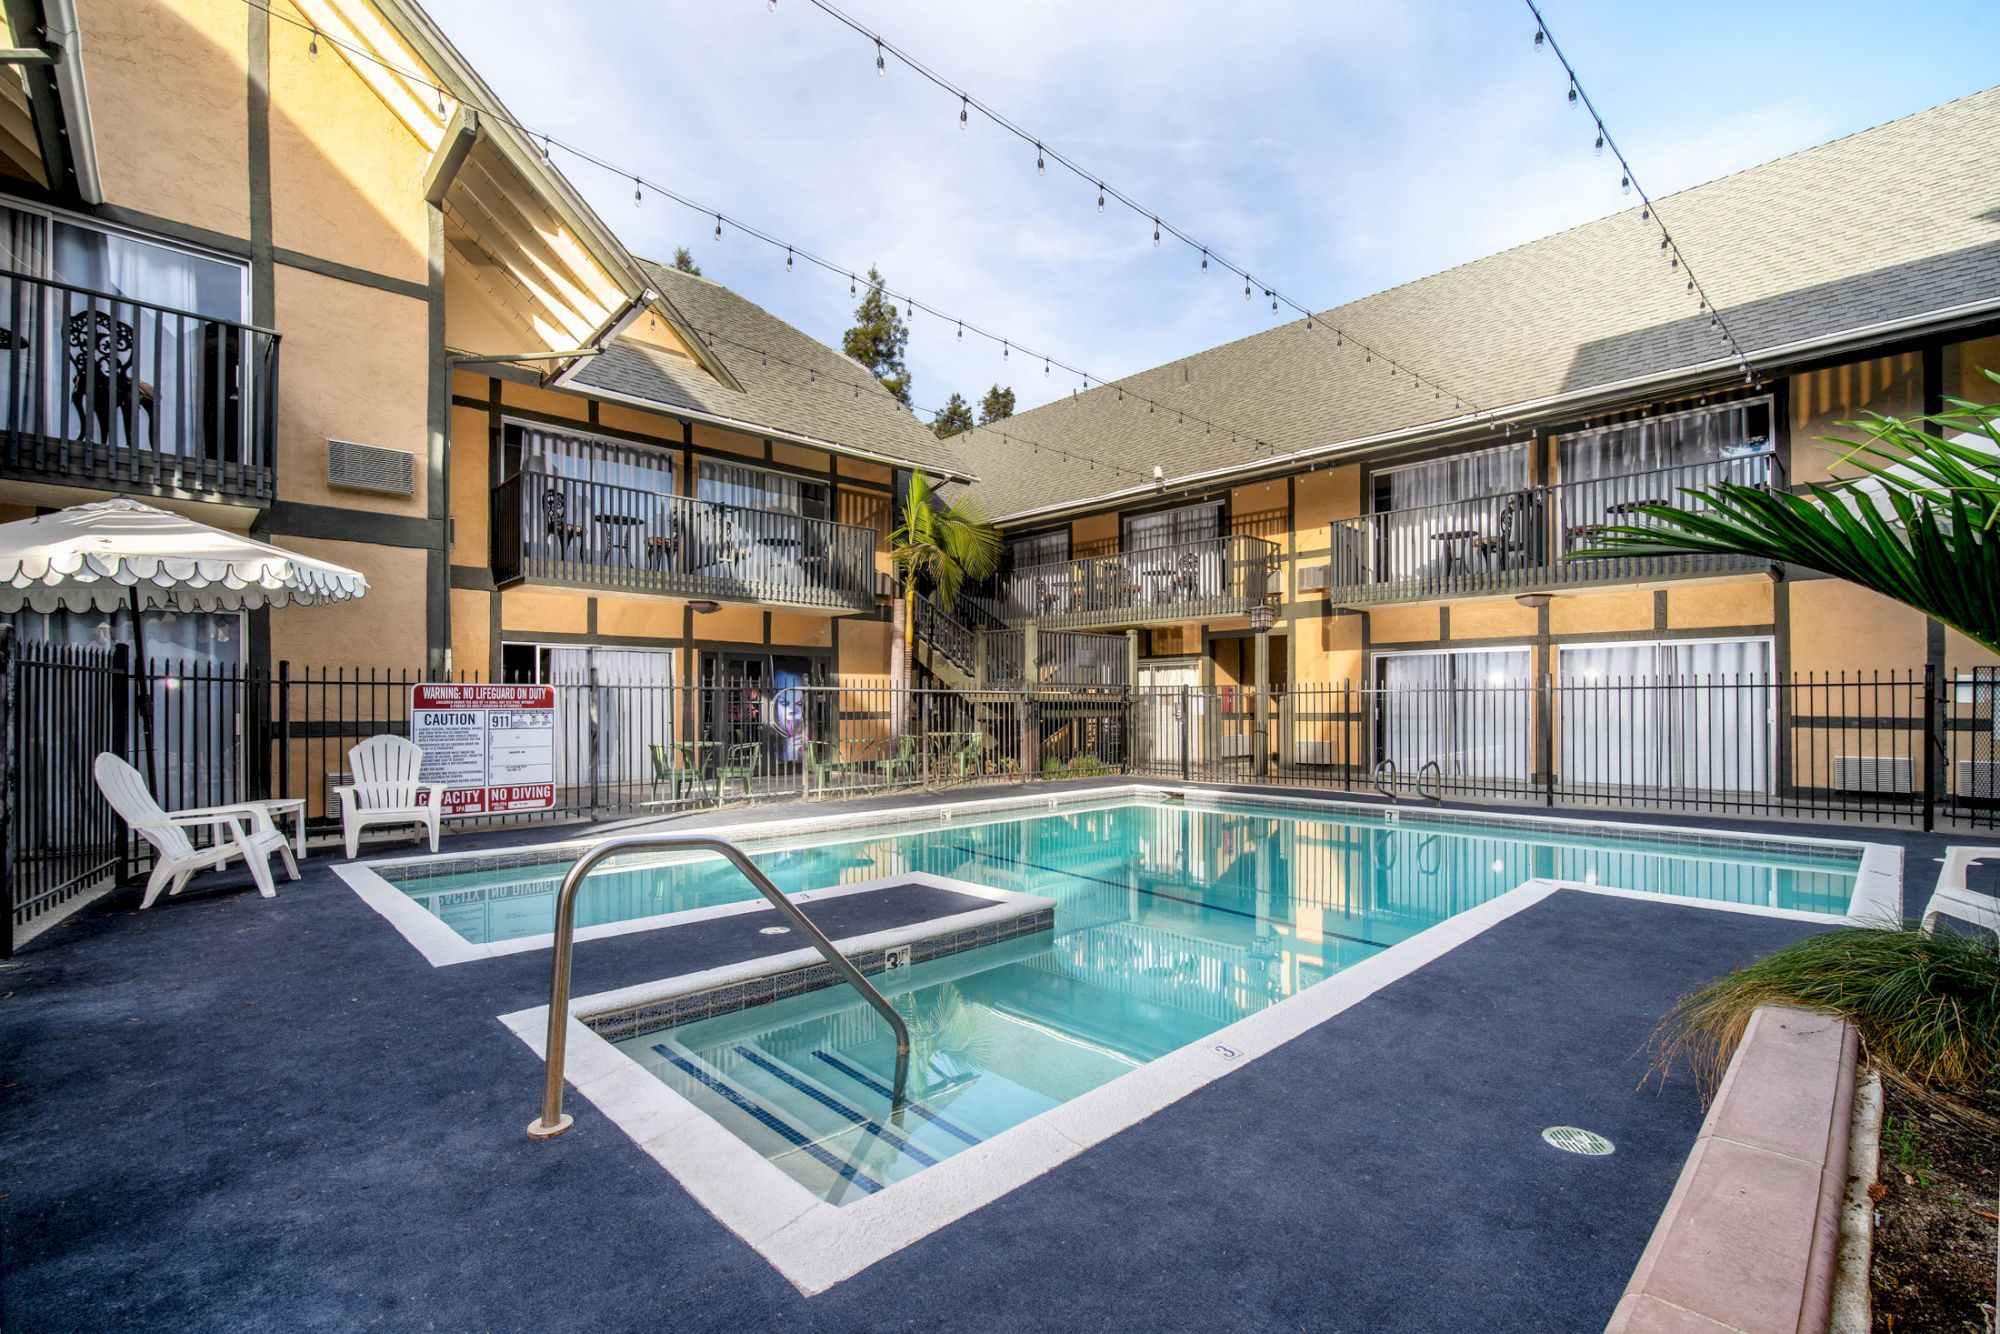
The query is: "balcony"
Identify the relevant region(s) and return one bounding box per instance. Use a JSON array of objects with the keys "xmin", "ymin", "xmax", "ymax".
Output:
[
  {"xmin": 1323, "ymin": 456, "xmax": 1779, "ymax": 606},
  {"xmin": 492, "ymin": 471, "xmax": 877, "ymax": 612},
  {"xmin": 1000, "ymin": 534, "xmax": 1277, "ymax": 630},
  {"xmin": 0, "ymin": 271, "xmax": 279, "ymax": 503}
]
